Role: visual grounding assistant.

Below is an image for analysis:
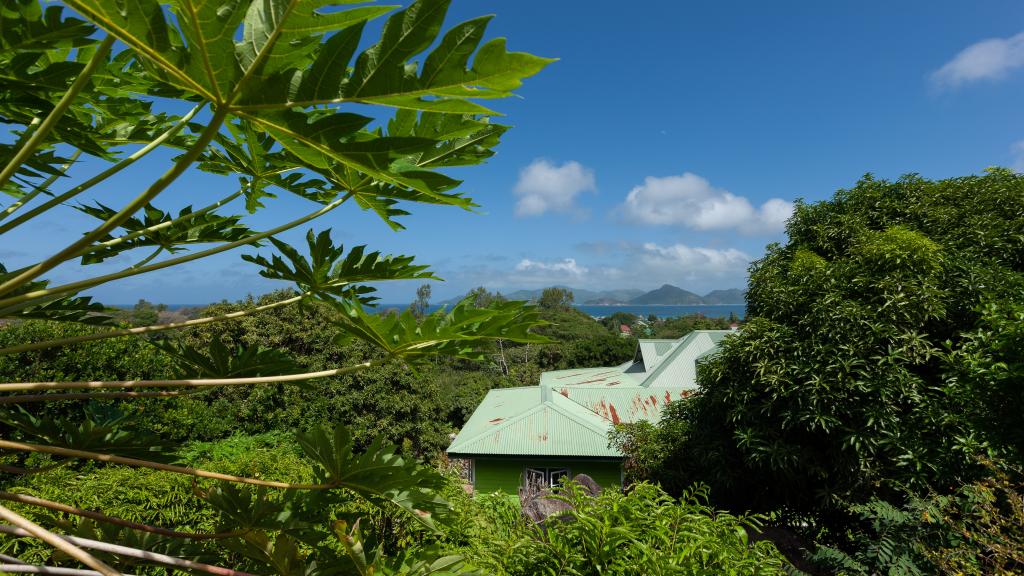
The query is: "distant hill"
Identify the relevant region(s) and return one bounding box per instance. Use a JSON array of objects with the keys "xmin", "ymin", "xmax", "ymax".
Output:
[
  {"xmin": 629, "ymin": 284, "xmax": 704, "ymax": 305},
  {"xmin": 439, "ymin": 286, "xmax": 644, "ymax": 306},
  {"xmin": 700, "ymin": 288, "xmax": 746, "ymax": 305},
  {"xmin": 437, "ymin": 285, "xmax": 745, "ymax": 306}
]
